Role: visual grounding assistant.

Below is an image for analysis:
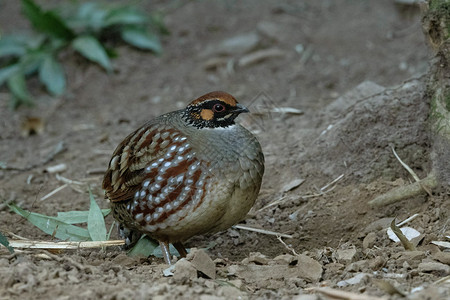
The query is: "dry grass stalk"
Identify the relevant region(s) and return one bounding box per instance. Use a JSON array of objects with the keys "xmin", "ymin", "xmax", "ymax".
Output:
[
  {"xmin": 276, "ymin": 235, "xmax": 298, "ymax": 256},
  {"xmin": 392, "ymin": 147, "xmax": 432, "ymax": 196},
  {"xmin": 8, "ymin": 239, "xmax": 125, "ymax": 249},
  {"xmin": 390, "ymin": 219, "xmax": 416, "ymax": 251},
  {"xmin": 368, "ymin": 172, "xmax": 437, "ymax": 207},
  {"xmin": 233, "ymin": 224, "xmax": 293, "ymax": 239},
  {"xmin": 40, "ymin": 184, "xmax": 68, "ymax": 201}
]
